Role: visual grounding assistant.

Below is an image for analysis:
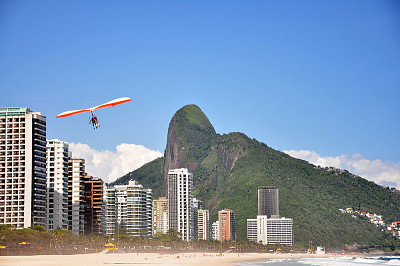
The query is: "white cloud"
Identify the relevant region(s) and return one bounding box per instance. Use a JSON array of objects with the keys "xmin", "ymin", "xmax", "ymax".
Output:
[
  {"xmin": 69, "ymin": 143, "xmax": 163, "ymax": 183},
  {"xmin": 283, "ymin": 150, "xmax": 400, "ymax": 189}
]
